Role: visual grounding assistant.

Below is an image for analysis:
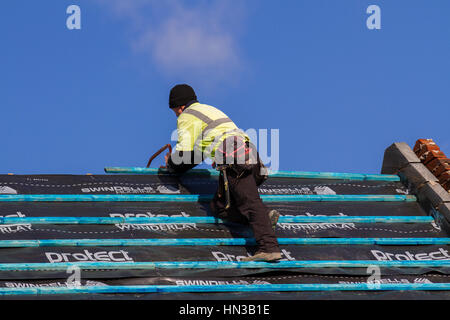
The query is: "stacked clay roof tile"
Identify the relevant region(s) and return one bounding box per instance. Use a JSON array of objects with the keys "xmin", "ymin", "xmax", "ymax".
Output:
[{"xmin": 414, "ymin": 139, "xmax": 450, "ymax": 191}]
